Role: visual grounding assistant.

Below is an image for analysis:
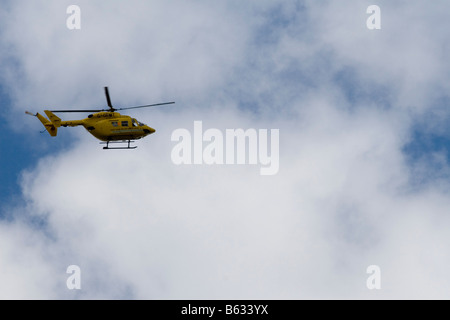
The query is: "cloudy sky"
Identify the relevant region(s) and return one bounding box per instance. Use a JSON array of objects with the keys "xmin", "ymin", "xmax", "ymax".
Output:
[{"xmin": 1, "ymin": 0, "xmax": 450, "ymax": 299}]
